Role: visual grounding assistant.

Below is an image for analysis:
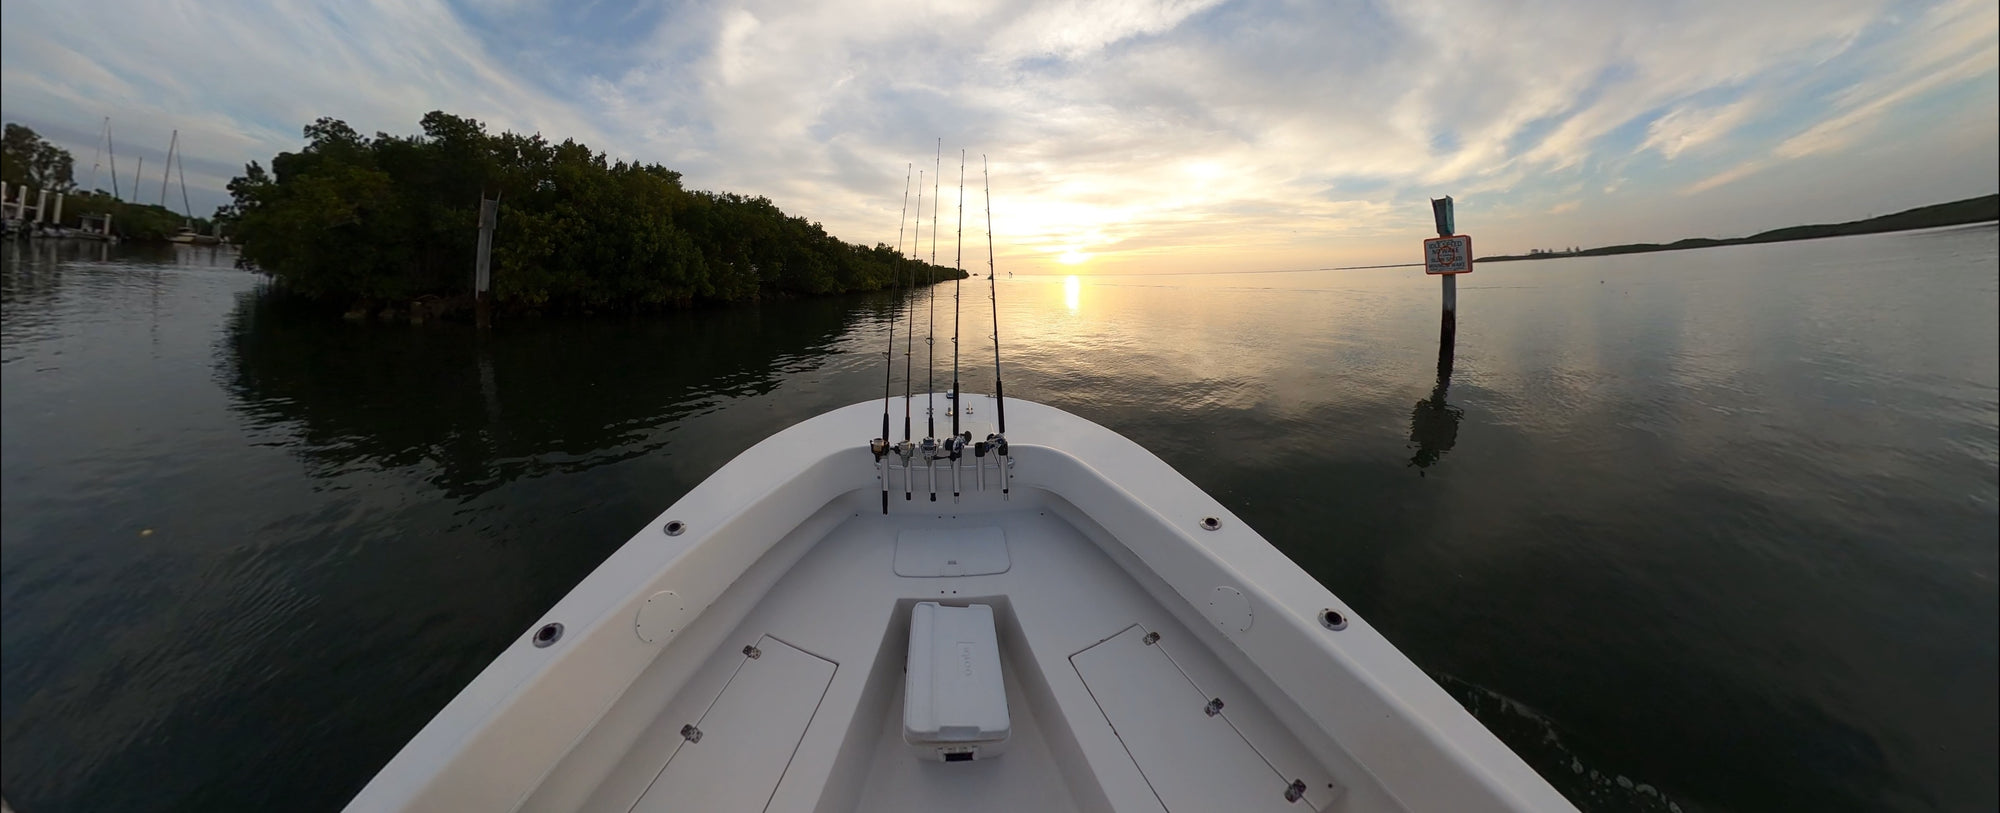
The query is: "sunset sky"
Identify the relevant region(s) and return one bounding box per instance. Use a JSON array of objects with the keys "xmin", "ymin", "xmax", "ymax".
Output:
[{"xmin": 3, "ymin": 0, "xmax": 1994, "ymax": 273}]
